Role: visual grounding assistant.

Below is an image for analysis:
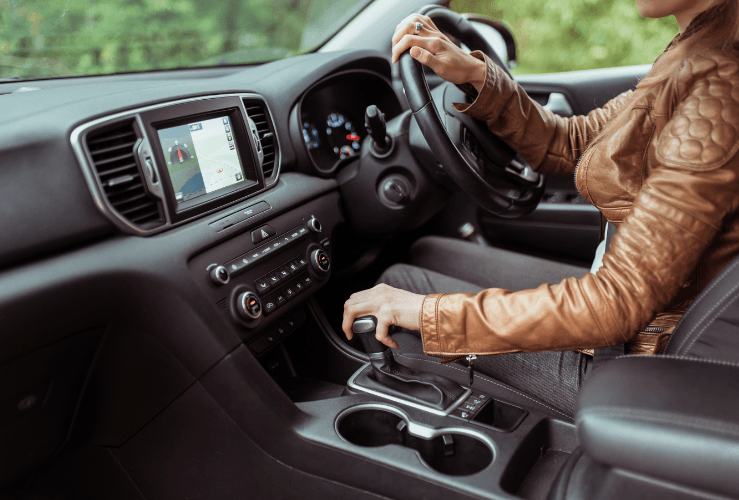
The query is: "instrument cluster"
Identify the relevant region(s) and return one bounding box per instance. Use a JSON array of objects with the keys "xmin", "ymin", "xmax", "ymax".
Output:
[{"xmin": 297, "ymin": 70, "xmax": 403, "ymax": 174}]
